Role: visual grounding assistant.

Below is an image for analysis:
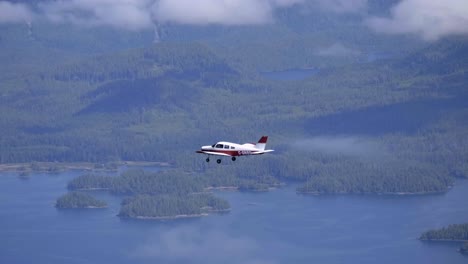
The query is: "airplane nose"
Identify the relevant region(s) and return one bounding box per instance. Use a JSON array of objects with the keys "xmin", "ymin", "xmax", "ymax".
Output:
[{"xmin": 201, "ymin": 145, "xmax": 210, "ymax": 150}]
